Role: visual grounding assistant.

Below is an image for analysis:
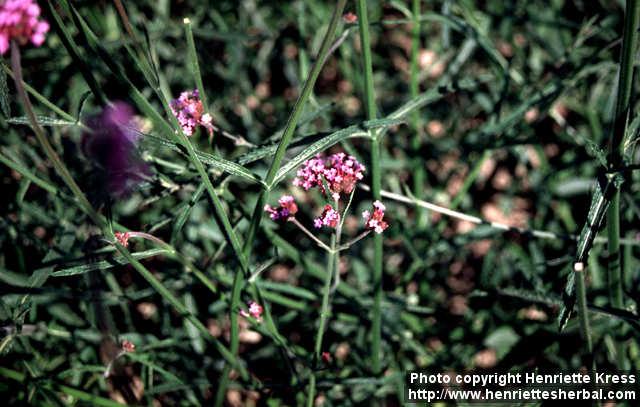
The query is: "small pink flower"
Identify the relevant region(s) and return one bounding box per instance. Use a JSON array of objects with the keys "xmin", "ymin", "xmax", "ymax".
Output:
[
  {"xmin": 314, "ymin": 204, "xmax": 340, "ymax": 229},
  {"xmin": 114, "ymin": 232, "xmax": 130, "ymax": 247},
  {"xmin": 324, "ymin": 152, "xmax": 365, "ymax": 198},
  {"xmin": 240, "ymin": 301, "xmax": 263, "ymax": 321},
  {"xmin": 362, "ymin": 200, "xmax": 388, "ymax": 234},
  {"xmin": 322, "ymin": 351, "xmax": 332, "ymax": 363},
  {"xmin": 264, "ymin": 195, "xmax": 298, "ymax": 222},
  {"xmin": 293, "ymin": 154, "xmax": 326, "ymax": 192},
  {"xmin": 170, "ymin": 89, "xmax": 214, "ymax": 136},
  {"xmin": 0, "ymin": 0, "xmax": 50, "ymax": 55},
  {"xmin": 343, "ymin": 12, "xmax": 358, "ymax": 24},
  {"xmin": 121, "ymin": 340, "xmax": 135, "ymax": 353}
]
